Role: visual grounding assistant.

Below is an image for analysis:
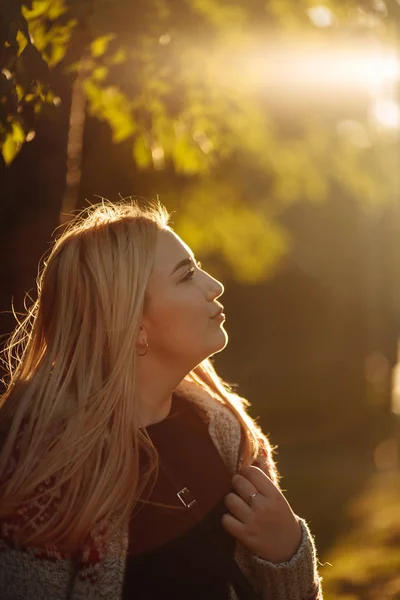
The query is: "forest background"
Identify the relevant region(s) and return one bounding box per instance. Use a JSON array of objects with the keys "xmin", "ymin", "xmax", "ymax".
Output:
[{"xmin": 1, "ymin": 1, "xmax": 400, "ymax": 597}]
